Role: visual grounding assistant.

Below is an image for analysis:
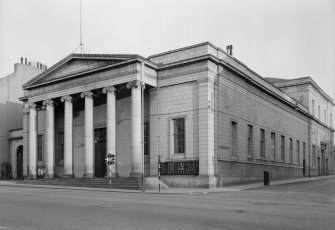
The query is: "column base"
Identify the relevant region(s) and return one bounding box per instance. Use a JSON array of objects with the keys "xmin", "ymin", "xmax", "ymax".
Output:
[
  {"xmin": 105, "ymin": 172, "xmax": 118, "ymax": 178},
  {"xmin": 27, "ymin": 174, "xmax": 37, "ymax": 179},
  {"xmin": 198, "ymin": 175, "xmax": 219, "ymax": 188},
  {"xmin": 83, "ymin": 173, "xmax": 94, "ymax": 178},
  {"xmin": 130, "ymin": 172, "xmax": 143, "ymax": 177},
  {"xmin": 63, "ymin": 174, "xmax": 74, "ymax": 178},
  {"xmin": 46, "ymin": 174, "xmax": 54, "ymax": 179}
]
